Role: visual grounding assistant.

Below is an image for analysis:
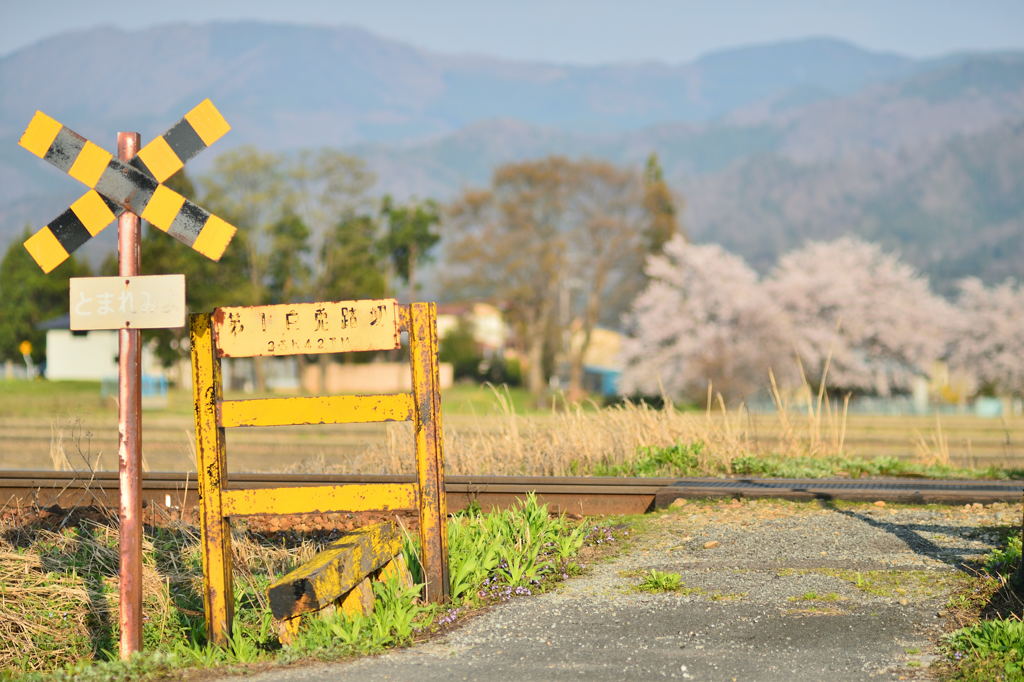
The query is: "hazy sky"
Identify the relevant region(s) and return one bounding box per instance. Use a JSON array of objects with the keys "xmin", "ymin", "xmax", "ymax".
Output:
[{"xmin": 1, "ymin": 0, "xmax": 1022, "ymax": 63}]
